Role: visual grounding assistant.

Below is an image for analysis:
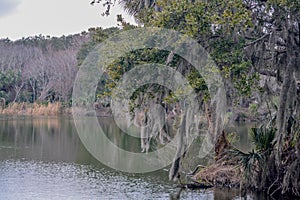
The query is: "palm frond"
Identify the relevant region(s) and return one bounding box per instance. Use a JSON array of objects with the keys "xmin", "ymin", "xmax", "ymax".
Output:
[
  {"xmin": 118, "ymin": 0, "xmax": 156, "ymax": 16},
  {"xmin": 250, "ymin": 125, "xmax": 276, "ymax": 153},
  {"xmin": 230, "ymin": 147, "xmax": 263, "ymax": 177}
]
